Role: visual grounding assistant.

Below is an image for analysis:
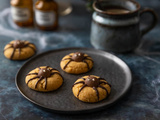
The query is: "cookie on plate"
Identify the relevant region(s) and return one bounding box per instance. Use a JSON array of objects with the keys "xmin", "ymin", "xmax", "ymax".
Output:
[
  {"xmin": 60, "ymin": 52, "xmax": 93, "ymax": 74},
  {"xmin": 25, "ymin": 66, "xmax": 63, "ymax": 92},
  {"xmin": 72, "ymin": 75, "xmax": 111, "ymax": 103},
  {"xmin": 3, "ymin": 40, "xmax": 36, "ymax": 60}
]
